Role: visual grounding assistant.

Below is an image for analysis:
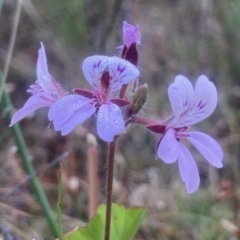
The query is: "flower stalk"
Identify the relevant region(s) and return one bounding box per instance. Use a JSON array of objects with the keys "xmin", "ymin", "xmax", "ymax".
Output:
[
  {"xmin": 87, "ymin": 133, "xmax": 99, "ymax": 219},
  {"xmin": 104, "ymin": 137, "xmax": 117, "ymax": 240}
]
